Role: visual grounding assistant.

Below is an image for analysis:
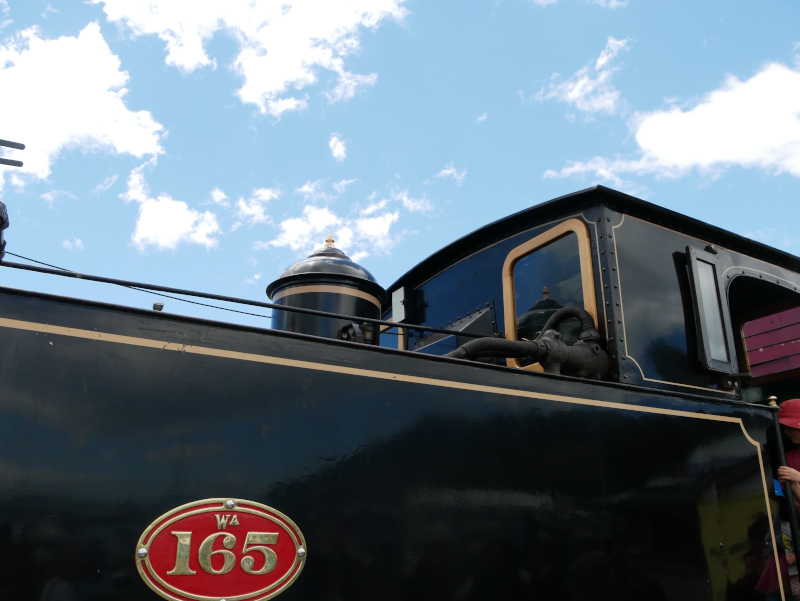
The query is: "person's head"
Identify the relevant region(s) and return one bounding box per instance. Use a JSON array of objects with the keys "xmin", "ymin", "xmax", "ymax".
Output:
[
  {"xmin": 784, "ymin": 426, "xmax": 800, "ymax": 445},
  {"xmin": 778, "ymin": 399, "xmax": 800, "ymax": 444}
]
